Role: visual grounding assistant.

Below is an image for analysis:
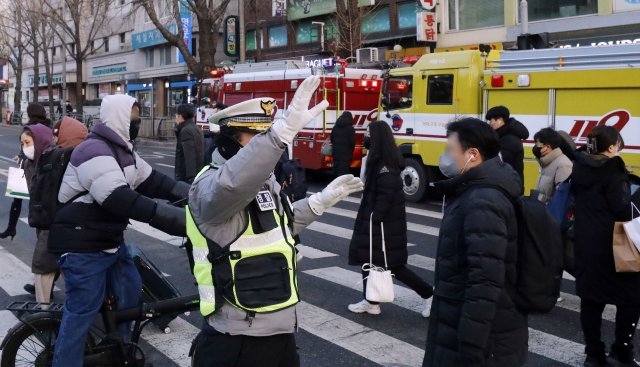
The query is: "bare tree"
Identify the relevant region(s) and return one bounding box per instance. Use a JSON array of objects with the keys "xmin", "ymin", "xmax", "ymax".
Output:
[
  {"xmin": 22, "ymin": 0, "xmax": 45, "ymax": 103},
  {"xmin": 43, "ymin": 0, "xmax": 113, "ymax": 114},
  {"xmin": 0, "ymin": 2, "xmax": 28, "ymax": 113},
  {"xmin": 132, "ymin": 0, "xmax": 232, "ymax": 80},
  {"xmin": 333, "ymin": 0, "xmax": 380, "ymax": 59}
]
